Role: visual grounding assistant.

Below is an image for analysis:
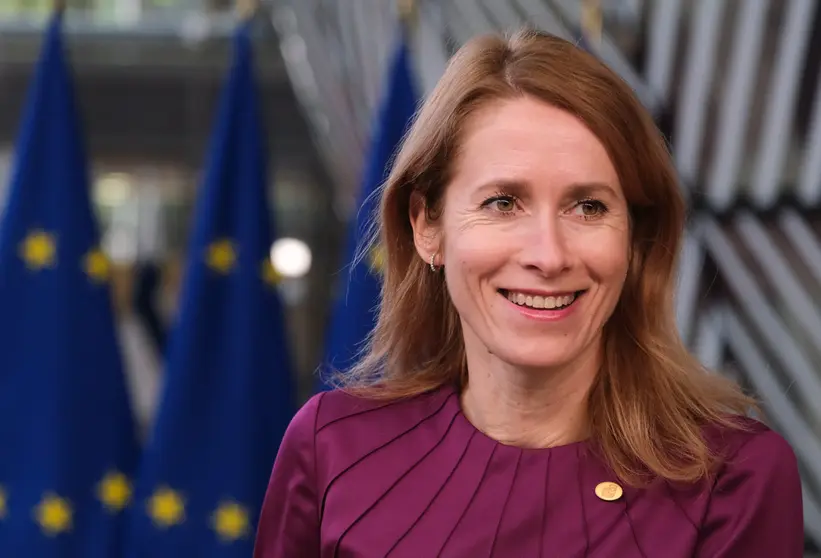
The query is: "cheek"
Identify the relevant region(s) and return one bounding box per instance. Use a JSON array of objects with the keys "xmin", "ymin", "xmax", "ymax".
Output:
[
  {"xmin": 441, "ymin": 220, "xmax": 511, "ymax": 273},
  {"xmin": 569, "ymin": 226, "xmax": 630, "ymax": 283}
]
